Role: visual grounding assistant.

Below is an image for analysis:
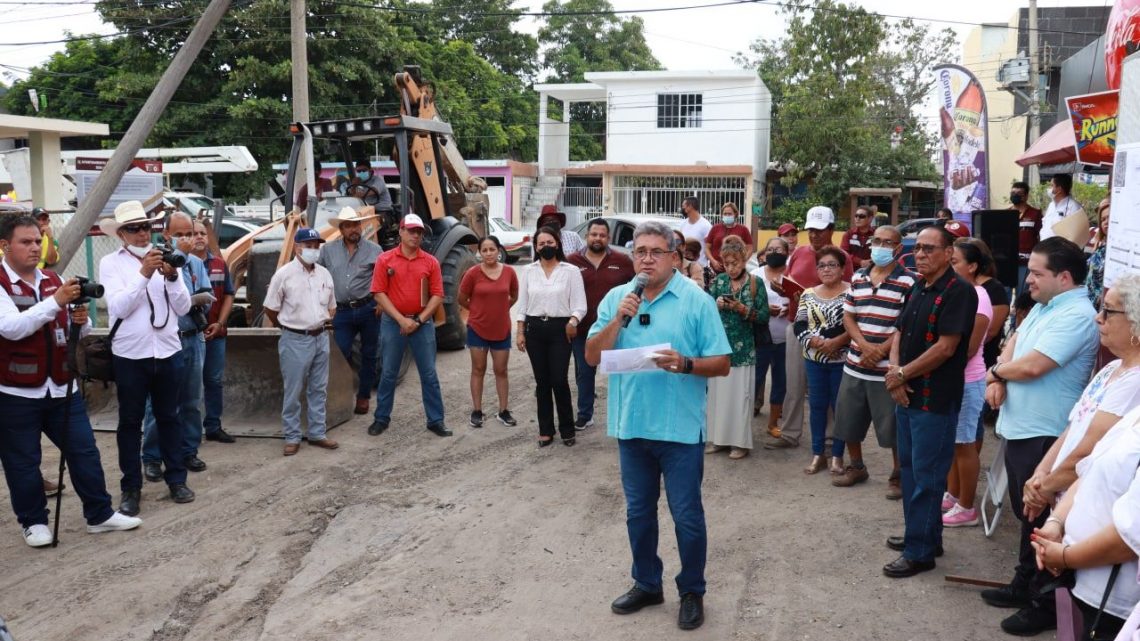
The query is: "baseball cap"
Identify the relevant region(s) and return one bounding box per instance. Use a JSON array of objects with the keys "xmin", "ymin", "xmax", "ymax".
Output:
[
  {"xmin": 944, "ymin": 220, "xmax": 970, "ymax": 239},
  {"xmin": 294, "ymin": 227, "xmax": 325, "ymax": 243},
  {"xmin": 400, "ymin": 213, "xmax": 426, "ymax": 229},
  {"xmin": 804, "ymin": 206, "xmax": 835, "ymax": 231},
  {"xmin": 777, "ymin": 223, "xmax": 797, "ymax": 236}
]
